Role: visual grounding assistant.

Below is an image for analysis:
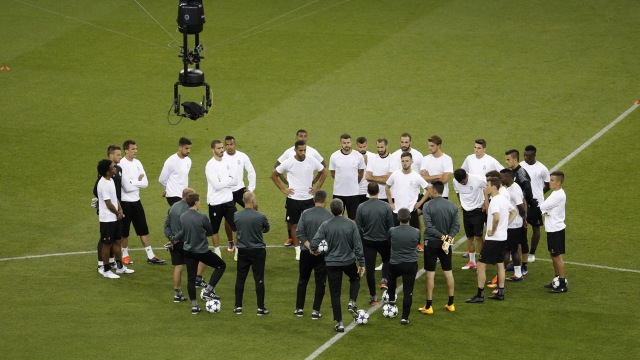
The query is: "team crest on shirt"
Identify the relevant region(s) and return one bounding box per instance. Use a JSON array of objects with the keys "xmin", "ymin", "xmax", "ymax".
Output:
[{"xmin": 470, "ymin": 186, "xmax": 474, "ymax": 191}]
